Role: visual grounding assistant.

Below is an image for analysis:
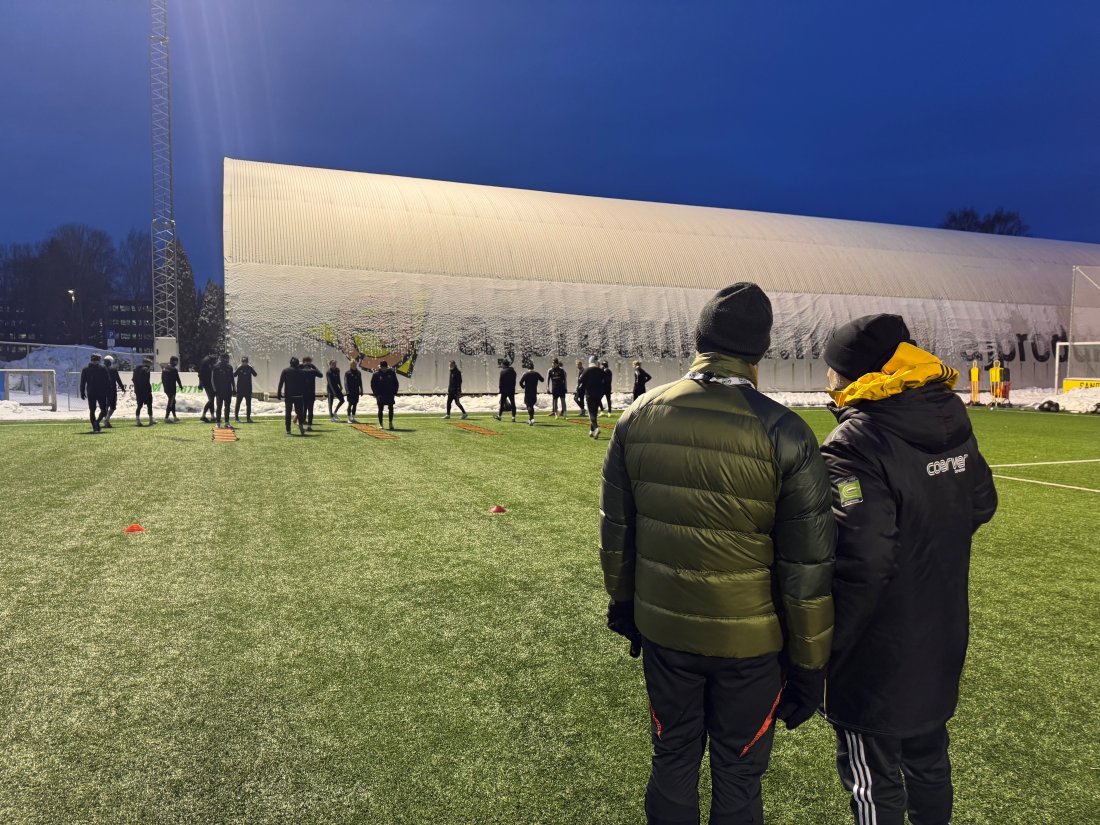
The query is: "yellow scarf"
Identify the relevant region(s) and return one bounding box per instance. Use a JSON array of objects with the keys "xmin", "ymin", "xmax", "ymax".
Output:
[{"xmin": 828, "ymin": 342, "xmax": 959, "ymax": 407}]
